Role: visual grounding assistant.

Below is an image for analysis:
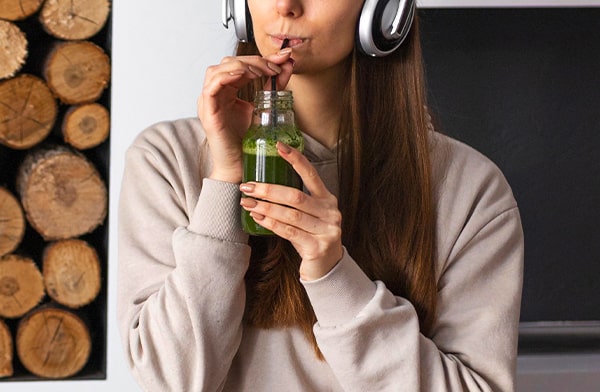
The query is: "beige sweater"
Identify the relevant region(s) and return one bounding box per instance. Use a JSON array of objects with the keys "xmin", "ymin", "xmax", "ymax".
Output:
[{"xmin": 117, "ymin": 118, "xmax": 523, "ymax": 392}]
